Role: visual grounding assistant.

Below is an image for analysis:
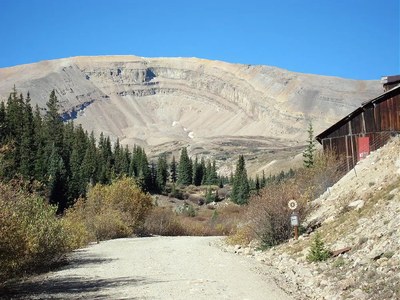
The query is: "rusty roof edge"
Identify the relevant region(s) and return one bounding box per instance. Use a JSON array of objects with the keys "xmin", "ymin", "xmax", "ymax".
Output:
[{"xmin": 315, "ymin": 84, "xmax": 400, "ymax": 144}]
